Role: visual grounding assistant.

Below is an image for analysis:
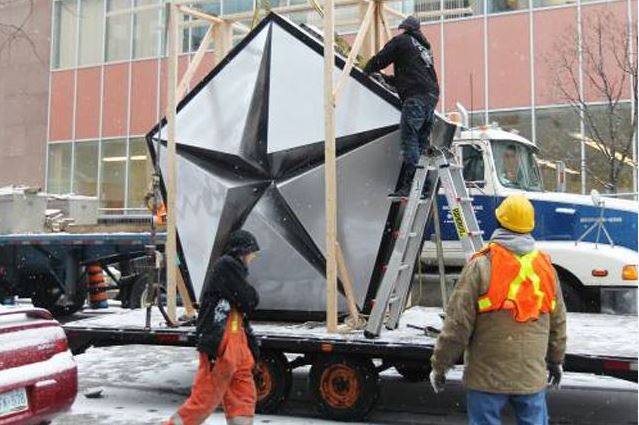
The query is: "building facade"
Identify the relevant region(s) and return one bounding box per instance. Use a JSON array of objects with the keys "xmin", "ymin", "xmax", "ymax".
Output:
[{"xmin": 37, "ymin": 0, "xmax": 639, "ymax": 211}]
